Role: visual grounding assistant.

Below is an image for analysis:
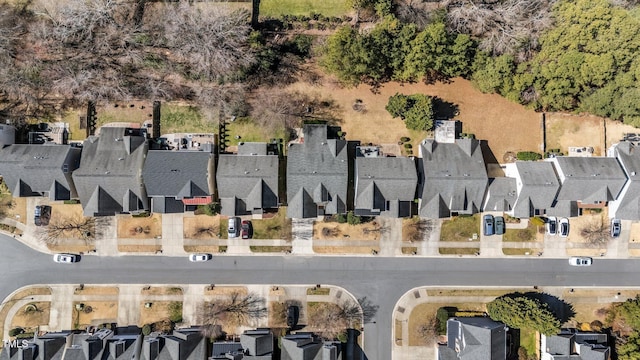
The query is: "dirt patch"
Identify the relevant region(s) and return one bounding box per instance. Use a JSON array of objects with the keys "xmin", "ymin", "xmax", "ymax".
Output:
[
  {"xmin": 402, "ymin": 218, "xmax": 434, "ymax": 243},
  {"xmin": 73, "ymin": 301, "xmax": 118, "ymax": 329},
  {"xmin": 402, "ymin": 246, "xmax": 418, "ymax": 255},
  {"xmin": 49, "ymin": 244, "xmax": 95, "ymax": 253},
  {"xmin": 605, "ymin": 119, "xmax": 640, "ymax": 149},
  {"xmin": 10, "ymin": 302, "xmax": 51, "ymax": 329},
  {"xmin": 142, "ymin": 287, "xmax": 183, "ymax": 296},
  {"xmin": 313, "ymin": 221, "xmax": 383, "ymax": 241},
  {"xmin": 566, "ymin": 212, "xmax": 610, "ymax": 256},
  {"xmin": 117, "ymin": 214, "xmax": 162, "ymax": 238},
  {"xmin": 47, "ymin": 203, "xmax": 94, "ymax": 242},
  {"xmin": 286, "ymin": 75, "xmax": 542, "ymax": 162},
  {"xmin": 184, "ymin": 215, "xmax": 220, "ymax": 239},
  {"xmin": 6, "ymin": 197, "xmax": 26, "ymax": 224},
  {"xmin": 204, "ymin": 286, "xmax": 247, "ymax": 296},
  {"xmin": 138, "ymin": 301, "xmax": 176, "ymax": 327},
  {"xmin": 546, "ymin": 113, "xmax": 605, "ymax": 156},
  {"xmin": 74, "ymin": 286, "xmax": 119, "ymax": 295},
  {"xmin": 118, "ymin": 244, "xmax": 162, "ymax": 253},
  {"xmin": 184, "ymin": 245, "xmax": 221, "ymax": 253},
  {"xmin": 268, "ymin": 302, "xmax": 287, "ymax": 328}
]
